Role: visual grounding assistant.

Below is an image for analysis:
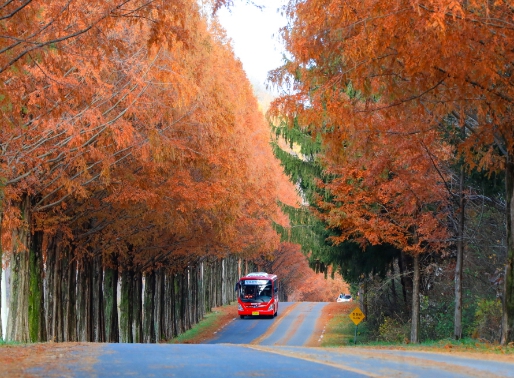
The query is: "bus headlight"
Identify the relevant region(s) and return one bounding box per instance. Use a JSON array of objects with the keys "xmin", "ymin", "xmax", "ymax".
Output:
[
  {"xmin": 238, "ymin": 303, "xmax": 243, "ymax": 311},
  {"xmin": 268, "ymin": 304, "xmax": 274, "ymax": 311}
]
